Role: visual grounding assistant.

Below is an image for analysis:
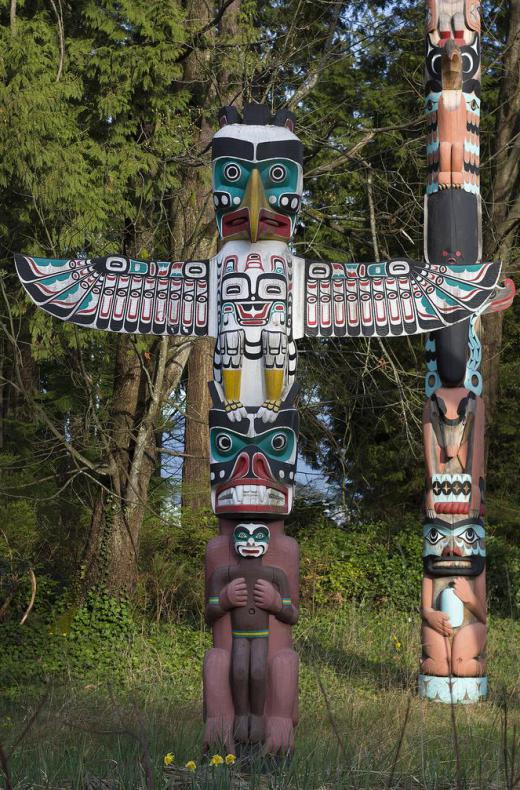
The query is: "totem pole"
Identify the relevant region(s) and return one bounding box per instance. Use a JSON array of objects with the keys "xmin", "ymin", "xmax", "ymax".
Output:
[
  {"xmin": 419, "ymin": 0, "xmax": 515, "ymax": 703},
  {"xmin": 14, "ymin": 97, "xmax": 511, "ymax": 749}
]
